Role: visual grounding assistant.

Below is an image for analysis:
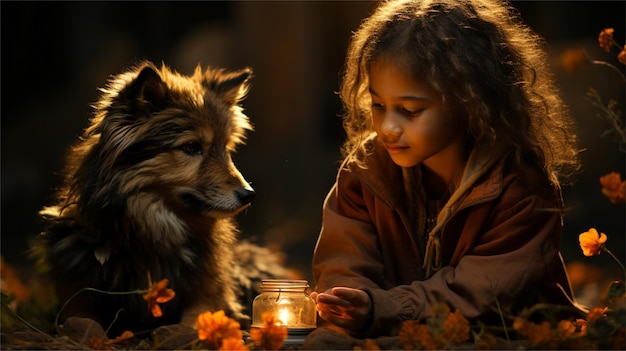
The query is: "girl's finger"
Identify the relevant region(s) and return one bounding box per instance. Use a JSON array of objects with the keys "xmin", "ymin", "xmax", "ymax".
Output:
[
  {"xmin": 332, "ymin": 287, "xmax": 366, "ymax": 304},
  {"xmin": 316, "ymin": 292, "xmax": 351, "ymax": 307}
]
